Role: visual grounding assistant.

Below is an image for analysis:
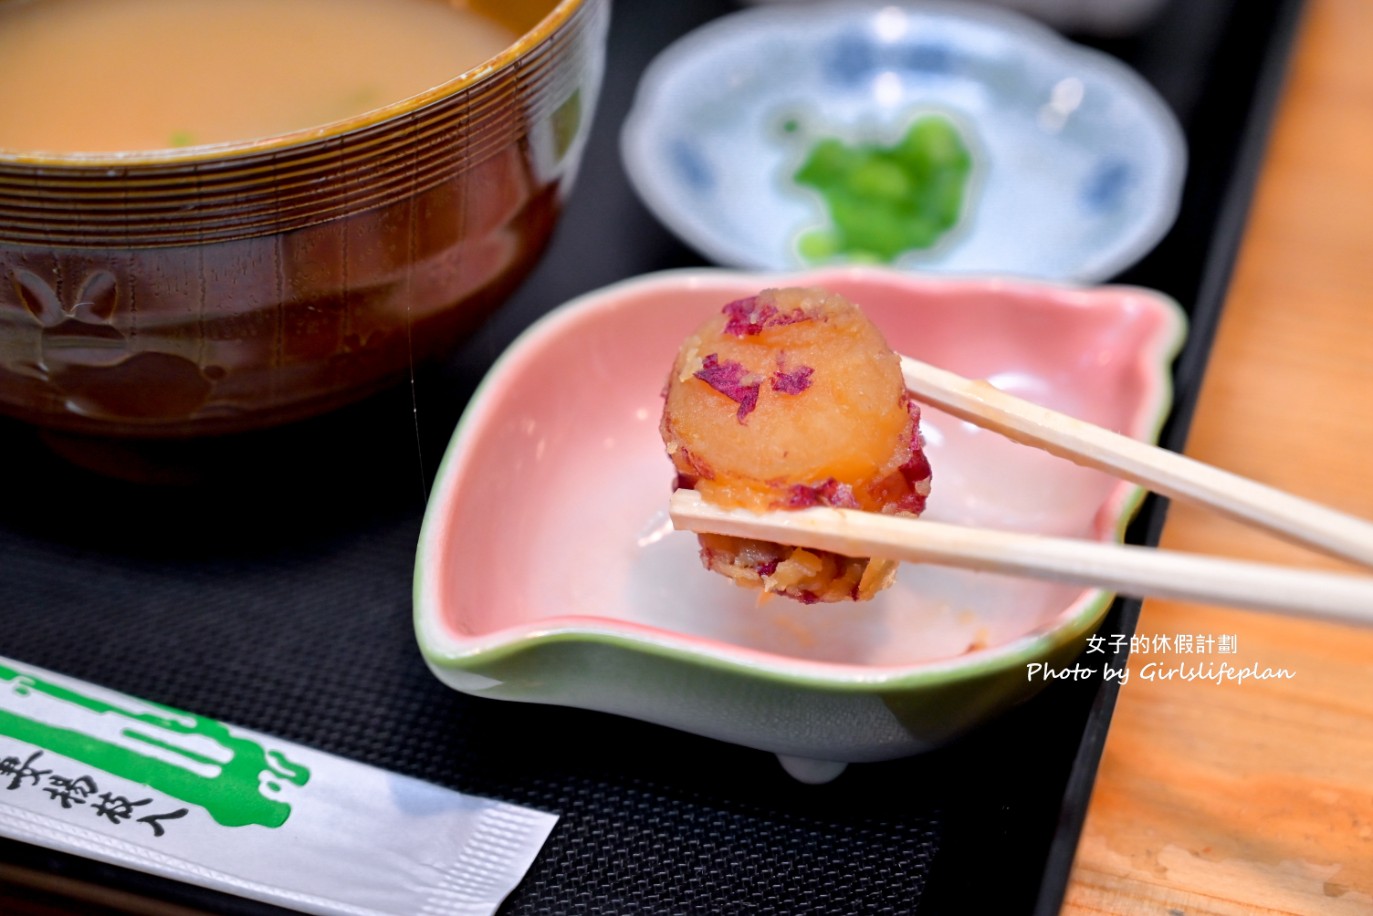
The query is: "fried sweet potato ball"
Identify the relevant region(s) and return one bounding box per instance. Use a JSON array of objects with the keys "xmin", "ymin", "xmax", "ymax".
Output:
[{"xmin": 661, "ymin": 287, "xmax": 931, "ymax": 603}]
